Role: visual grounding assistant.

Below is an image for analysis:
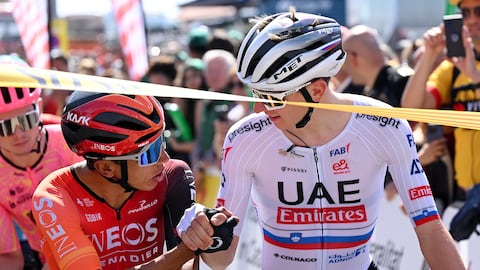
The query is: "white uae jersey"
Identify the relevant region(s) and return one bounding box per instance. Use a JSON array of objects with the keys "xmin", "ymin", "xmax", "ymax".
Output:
[{"xmin": 217, "ymin": 94, "xmax": 439, "ymax": 270}]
